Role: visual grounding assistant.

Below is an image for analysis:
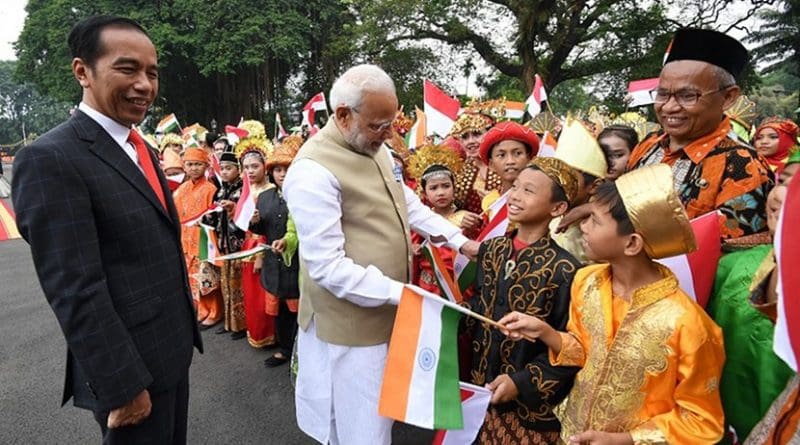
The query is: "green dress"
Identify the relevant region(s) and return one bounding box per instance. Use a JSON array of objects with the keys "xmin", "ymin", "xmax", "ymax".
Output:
[{"xmin": 708, "ymin": 245, "xmax": 794, "ymax": 440}]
